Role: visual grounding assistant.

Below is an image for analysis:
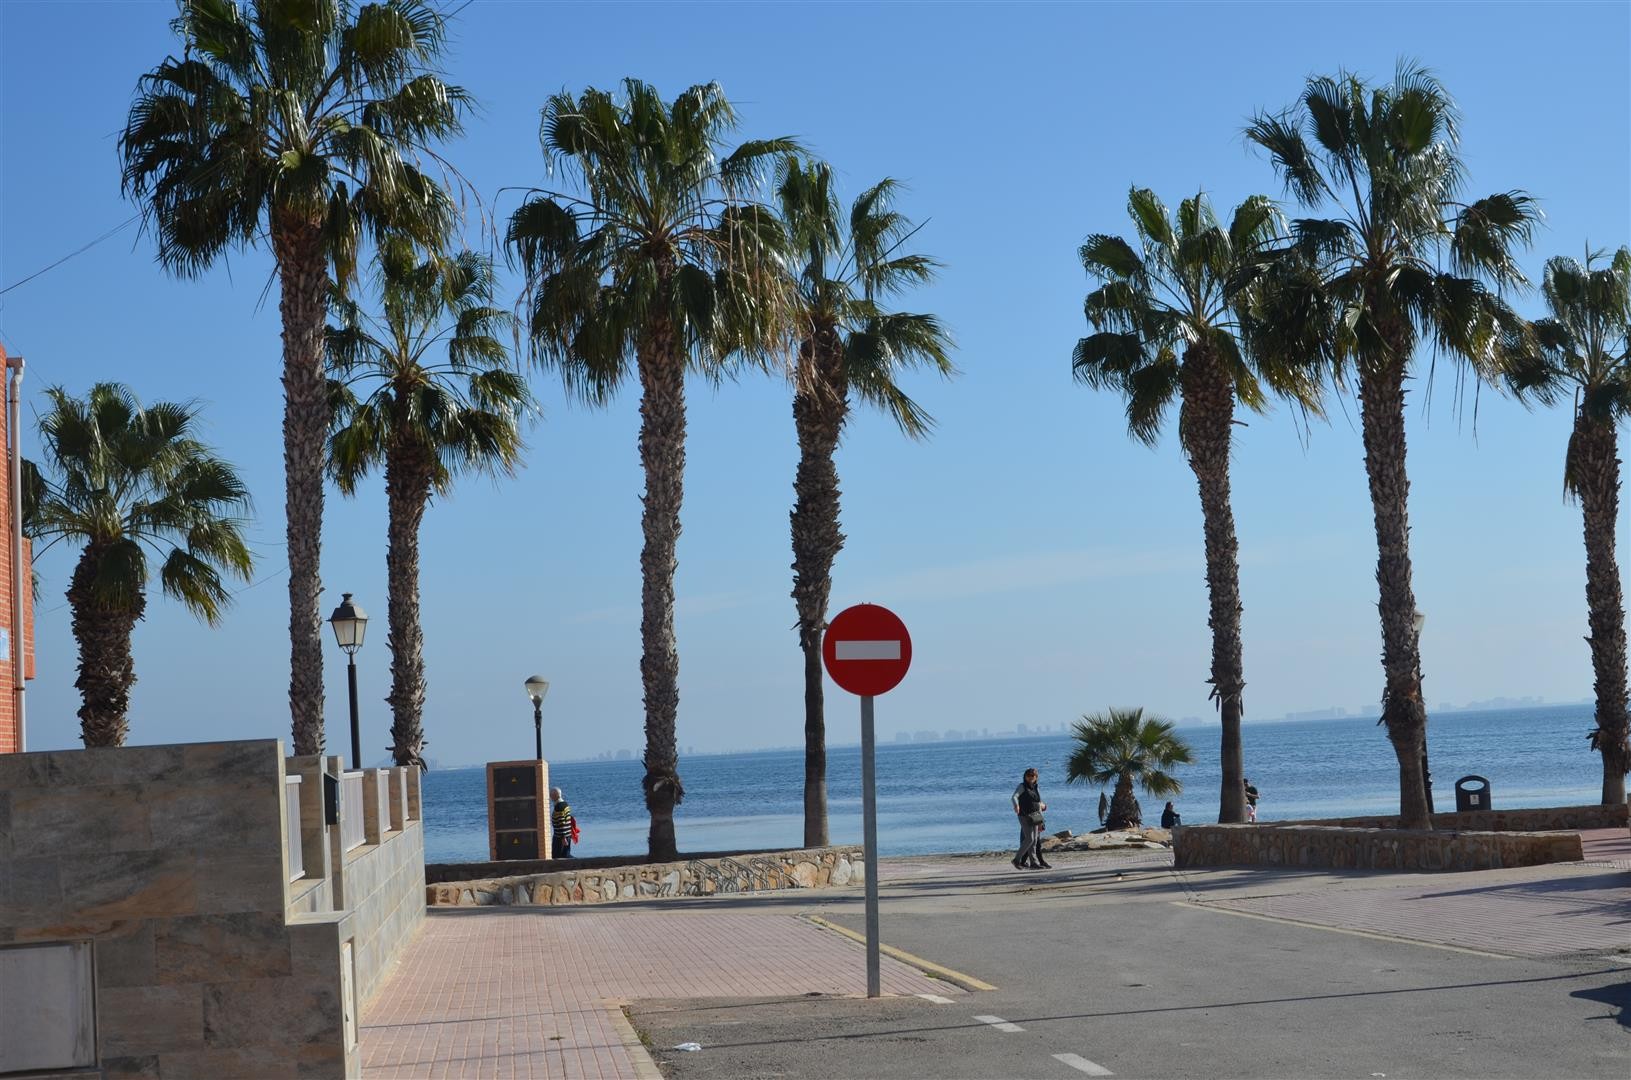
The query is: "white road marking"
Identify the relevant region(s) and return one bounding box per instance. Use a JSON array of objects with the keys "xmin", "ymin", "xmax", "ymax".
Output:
[
  {"xmin": 1053, "ymin": 1053, "xmax": 1113, "ymax": 1076},
  {"xmin": 973, "ymin": 1015, "xmax": 1023, "ymax": 1033},
  {"xmin": 1608, "ymin": 954, "xmax": 1631, "ymax": 965},
  {"xmin": 915, "ymin": 993, "xmax": 955, "ymax": 1004},
  {"xmin": 834, "ymin": 639, "xmax": 901, "ymax": 660}
]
